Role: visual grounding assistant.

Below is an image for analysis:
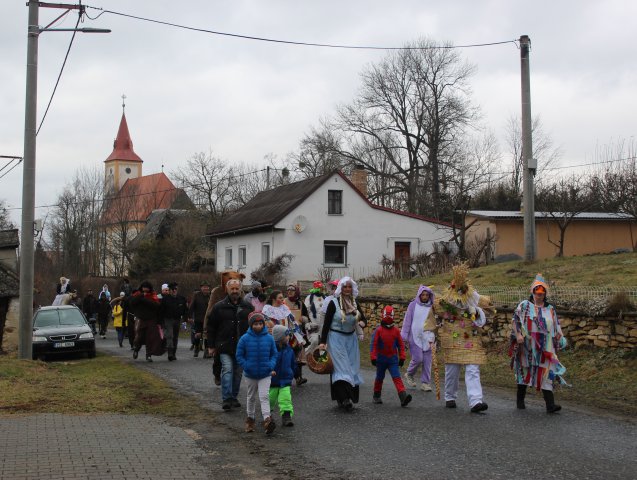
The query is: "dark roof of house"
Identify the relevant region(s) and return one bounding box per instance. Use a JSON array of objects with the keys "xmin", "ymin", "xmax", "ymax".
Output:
[
  {"xmin": 466, "ymin": 211, "xmax": 635, "ymax": 221},
  {"xmin": 0, "ymin": 229, "xmax": 19, "ymax": 249},
  {"xmin": 207, "ymin": 170, "xmax": 451, "ymax": 237},
  {"xmin": 127, "ymin": 209, "xmax": 205, "ymax": 251},
  {"xmin": 0, "ymin": 263, "xmax": 19, "ymax": 298}
]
